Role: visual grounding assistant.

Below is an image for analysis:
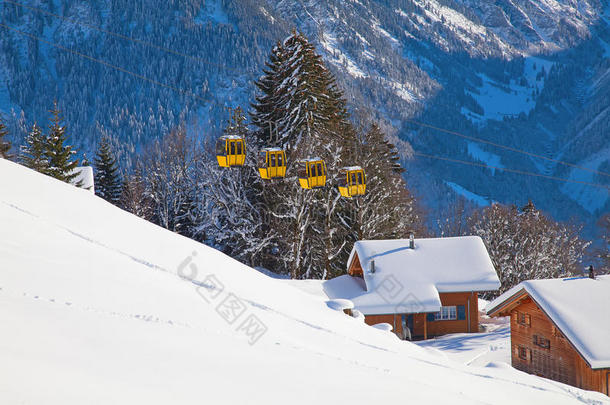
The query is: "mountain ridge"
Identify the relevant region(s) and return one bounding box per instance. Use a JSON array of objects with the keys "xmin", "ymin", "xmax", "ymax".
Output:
[{"xmin": 0, "ymin": 0, "xmax": 608, "ymax": 234}]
